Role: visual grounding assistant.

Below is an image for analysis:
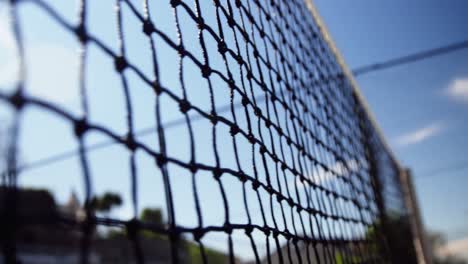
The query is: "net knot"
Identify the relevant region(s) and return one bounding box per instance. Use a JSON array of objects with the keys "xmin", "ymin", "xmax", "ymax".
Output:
[
  {"xmin": 244, "ymin": 225, "xmax": 253, "ymax": 236},
  {"xmin": 217, "ymin": 41, "xmax": 227, "ymax": 54},
  {"xmin": 189, "ymin": 162, "xmax": 198, "ymax": 173},
  {"xmin": 270, "ymin": 94, "xmax": 277, "ymax": 103},
  {"xmin": 271, "ymin": 154, "xmax": 278, "ymax": 163},
  {"xmin": 201, "ymin": 65, "xmax": 212, "ymax": 78},
  {"xmin": 75, "ymin": 24, "xmax": 88, "ymax": 43},
  {"xmin": 276, "ymin": 73, "xmax": 282, "ymax": 82},
  {"xmin": 271, "ymin": 42, "xmax": 278, "ymax": 51},
  {"xmin": 272, "ymin": 230, "xmax": 279, "ymax": 238},
  {"xmin": 331, "ymin": 192, "xmax": 338, "ymax": 199},
  {"xmin": 209, "ymin": 111, "xmax": 218, "ymax": 125},
  {"xmin": 177, "ymin": 44, "xmax": 186, "ymax": 57},
  {"xmin": 170, "ymin": 0, "xmax": 181, "ymax": 7},
  {"xmin": 247, "ymin": 134, "xmax": 255, "ymax": 144},
  {"xmin": 237, "ymin": 171, "xmax": 247, "ymax": 183},
  {"xmin": 213, "ymin": 167, "xmax": 223, "ymax": 180},
  {"xmin": 259, "ymin": 30, "xmax": 265, "ymax": 39},
  {"xmin": 253, "ymin": 106, "xmax": 262, "ymax": 117},
  {"xmin": 142, "ymin": 20, "xmax": 155, "ymax": 36},
  {"xmin": 276, "ymin": 194, "xmax": 283, "ymax": 203},
  {"xmin": 299, "ymin": 147, "xmax": 306, "ymax": 157},
  {"xmin": 280, "ymin": 162, "xmax": 287, "ymax": 171},
  {"xmin": 241, "ymin": 96, "xmax": 249, "ymax": 106},
  {"xmin": 246, "ymin": 71, "xmax": 253, "ymax": 80},
  {"xmin": 253, "ymin": 49, "xmax": 259, "ymax": 58},
  {"xmin": 307, "ymin": 208, "xmax": 318, "ymax": 215},
  {"xmin": 228, "ymin": 78, "xmax": 236, "ymax": 90},
  {"xmin": 193, "ymin": 228, "xmax": 205, "ymax": 241},
  {"xmin": 114, "ymin": 56, "xmax": 128, "ymax": 72},
  {"xmin": 229, "ymin": 125, "xmax": 240, "ymax": 136},
  {"xmin": 236, "ymin": 54, "xmax": 243, "ymax": 65},
  {"xmin": 251, "ymin": 179, "xmax": 260, "ymax": 190},
  {"xmin": 291, "ymin": 168, "xmax": 298, "ymax": 176},
  {"xmin": 152, "ymin": 81, "xmax": 163, "ymax": 95},
  {"xmin": 10, "ymin": 90, "xmax": 25, "ymax": 110},
  {"xmin": 125, "ymin": 134, "xmax": 137, "ymax": 152},
  {"xmin": 74, "ymin": 118, "xmax": 88, "ymax": 137},
  {"xmin": 178, "ymin": 99, "xmax": 191, "ymax": 113},
  {"xmin": 156, "ymin": 154, "xmax": 167, "ymax": 167},
  {"xmin": 223, "ymin": 223, "xmax": 233, "ymax": 234},
  {"xmin": 196, "ymin": 17, "xmax": 205, "ymax": 30},
  {"xmin": 242, "ymin": 31, "xmax": 249, "ymax": 42}
]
